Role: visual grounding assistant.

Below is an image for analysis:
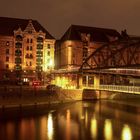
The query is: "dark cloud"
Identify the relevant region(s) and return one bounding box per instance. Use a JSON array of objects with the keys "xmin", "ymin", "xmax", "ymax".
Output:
[{"xmin": 0, "ymin": 0, "xmax": 140, "ymax": 38}]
